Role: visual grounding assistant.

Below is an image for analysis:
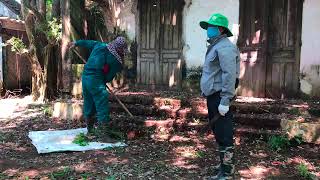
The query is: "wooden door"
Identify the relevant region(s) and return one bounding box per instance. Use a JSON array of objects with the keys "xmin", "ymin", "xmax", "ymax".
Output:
[
  {"xmin": 238, "ymin": 0, "xmax": 303, "ymax": 98},
  {"xmin": 238, "ymin": 0, "xmax": 269, "ymax": 97},
  {"xmin": 137, "ymin": 0, "xmax": 184, "ymax": 88},
  {"xmin": 159, "ymin": 0, "xmax": 184, "ymax": 87},
  {"xmin": 137, "ymin": 0, "xmax": 160, "ymax": 87},
  {"xmin": 266, "ymin": 0, "xmax": 303, "ymax": 98}
]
